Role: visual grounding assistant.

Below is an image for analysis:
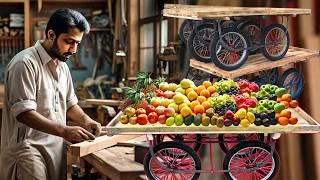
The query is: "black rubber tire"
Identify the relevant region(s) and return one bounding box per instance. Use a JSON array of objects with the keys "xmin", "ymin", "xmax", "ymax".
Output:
[
  {"xmin": 210, "ymin": 27, "xmax": 250, "ymax": 71},
  {"xmin": 240, "ymin": 21, "xmax": 262, "ymax": 55},
  {"xmin": 144, "ymin": 141, "xmax": 201, "ymax": 180},
  {"xmin": 188, "ymin": 23, "xmax": 217, "ymax": 63},
  {"xmin": 218, "ymin": 134, "xmax": 264, "ymax": 153},
  {"xmin": 260, "ymin": 23, "xmax": 290, "ymax": 61},
  {"xmin": 154, "ymin": 134, "xmax": 202, "ymax": 154},
  {"xmin": 279, "ymin": 68, "xmax": 304, "ymax": 99},
  {"xmin": 179, "ymin": 19, "xmax": 194, "ymax": 44},
  {"xmin": 223, "ymin": 141, "xmax": 280, "ymax": 180}
]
